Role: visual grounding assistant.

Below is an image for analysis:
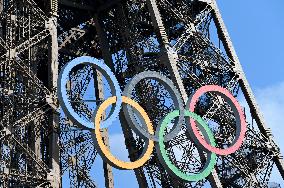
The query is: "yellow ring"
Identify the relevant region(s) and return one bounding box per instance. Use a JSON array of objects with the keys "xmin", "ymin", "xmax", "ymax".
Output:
[{"xmin": 93, "ymin": 96, "xmax": 154, "ymax": 169}]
